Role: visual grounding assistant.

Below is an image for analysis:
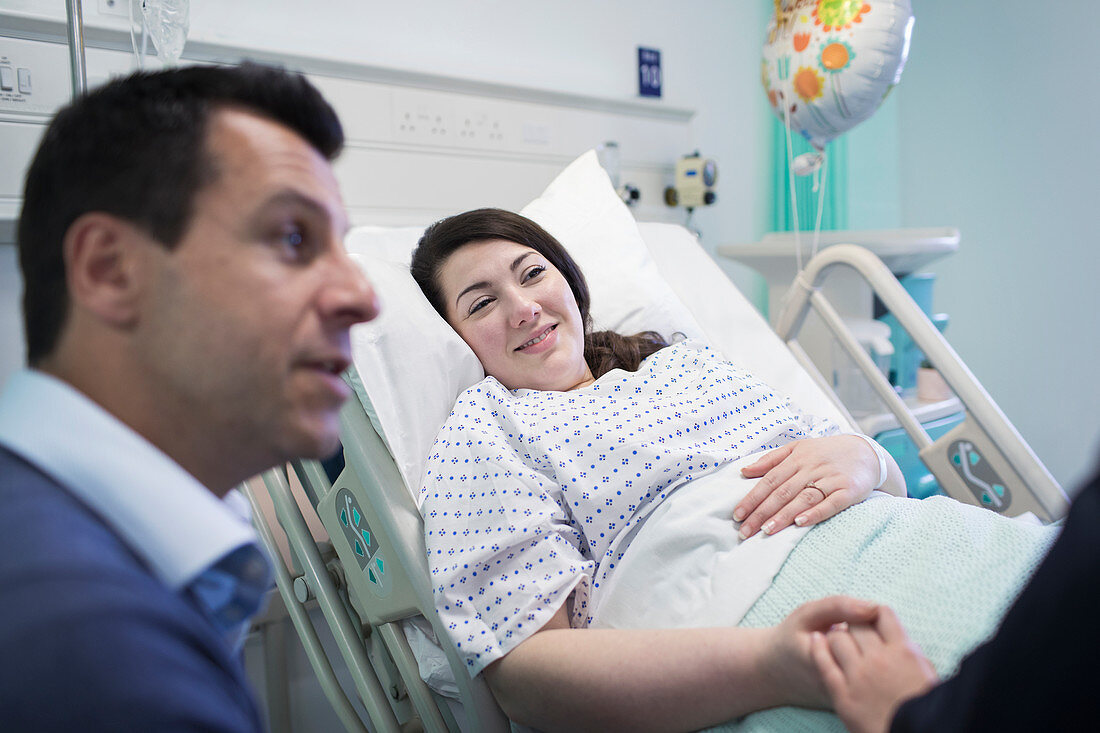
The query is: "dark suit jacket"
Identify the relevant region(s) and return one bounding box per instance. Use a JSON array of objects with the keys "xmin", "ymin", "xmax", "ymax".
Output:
[
  {"xmin": 0, "ymin": 445, "xmax": 263, "ymax": 731},
  {"xmin": 892, "ymin": 466, "xmax": 1100, "ymax": 731}
]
